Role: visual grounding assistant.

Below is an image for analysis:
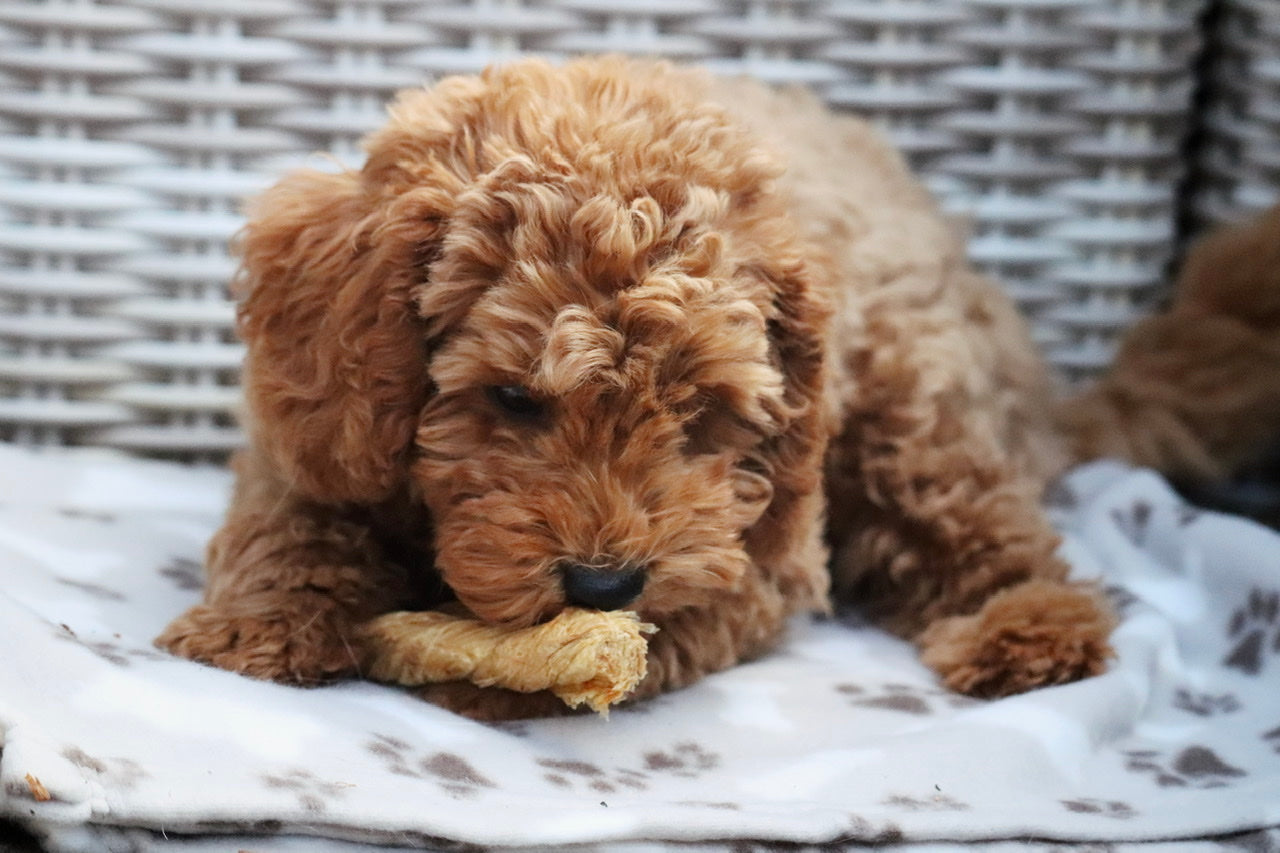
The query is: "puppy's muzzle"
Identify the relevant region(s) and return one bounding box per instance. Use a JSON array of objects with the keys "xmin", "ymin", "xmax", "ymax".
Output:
[{"xmin": 560, "ymin": 562, "xmax": 647, "ymax": 611}]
